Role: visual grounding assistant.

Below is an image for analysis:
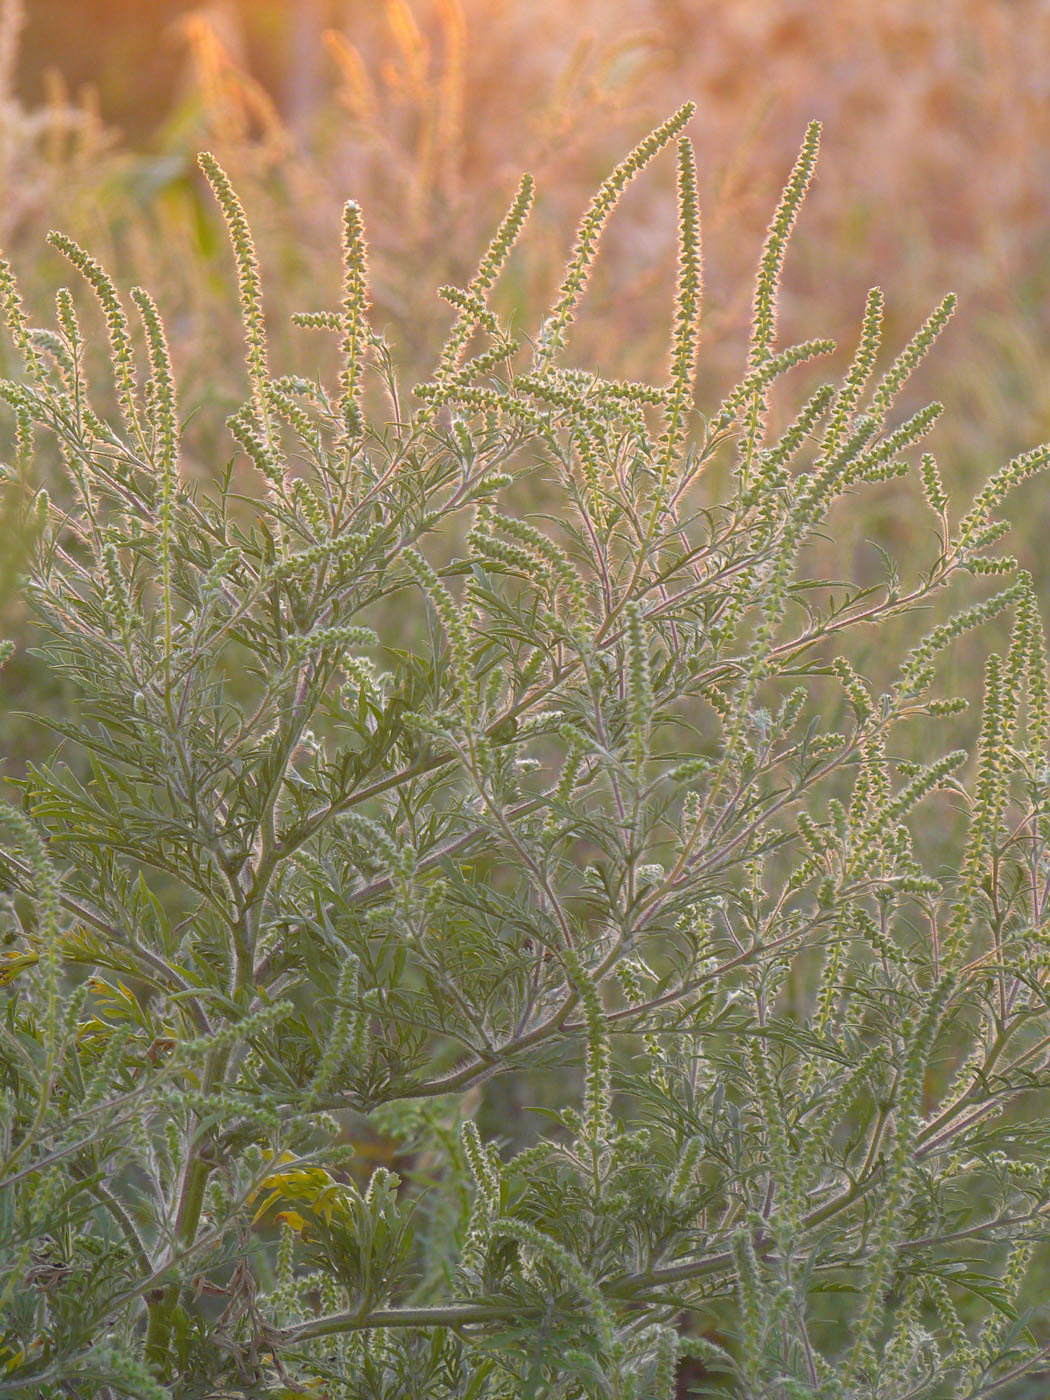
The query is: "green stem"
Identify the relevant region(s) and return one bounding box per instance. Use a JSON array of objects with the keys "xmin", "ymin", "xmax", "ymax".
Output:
[
  {"xmin": 144, "ymin": 1165, "xmax": 209, "ymax": 1372},
  {"xmin": 282, "ymin": 1302, "xmax": 502, "ymax": 1344},
  {"xmin": 144, "ymin": 1044, "xmax": 230, "ymax": 1373}
]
